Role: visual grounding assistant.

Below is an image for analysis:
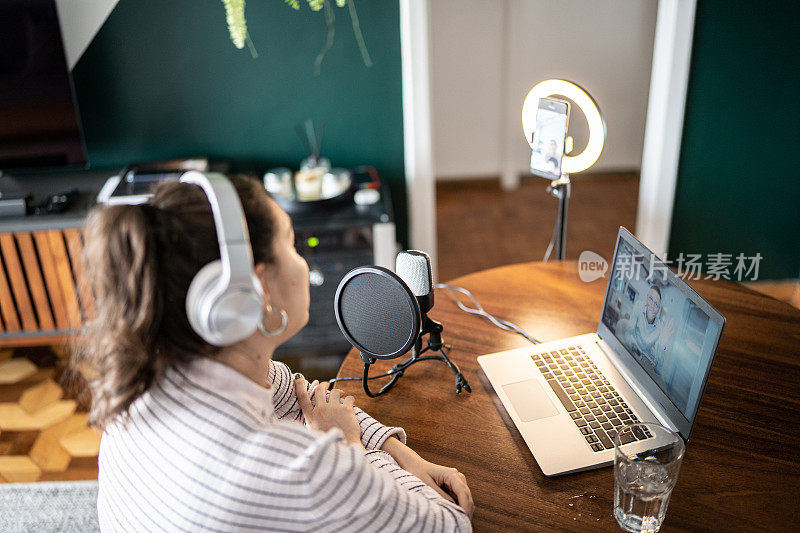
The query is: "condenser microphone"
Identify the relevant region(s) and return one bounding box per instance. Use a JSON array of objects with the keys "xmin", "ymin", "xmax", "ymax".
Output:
[
  {"xmin": 396, "ymin": 250, "xmax": 433, "ymax": 314},
  {"xmin": 333, "ymin": 254, "xmax": 471, "ymax": 396},
  {"xmin": 394, "ymin": 250, "xmax": 471, "ymax": 394}
]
